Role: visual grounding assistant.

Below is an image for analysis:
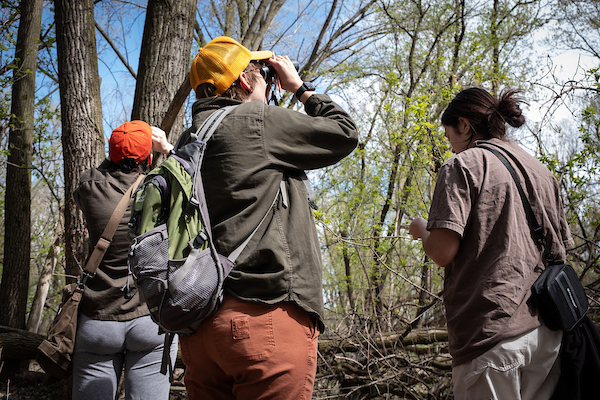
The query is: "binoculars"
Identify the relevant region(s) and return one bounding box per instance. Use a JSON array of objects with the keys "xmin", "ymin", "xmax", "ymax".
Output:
[{"xmin": 257, "ymin": 60, "xmax": 300, "ymax": 84}]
